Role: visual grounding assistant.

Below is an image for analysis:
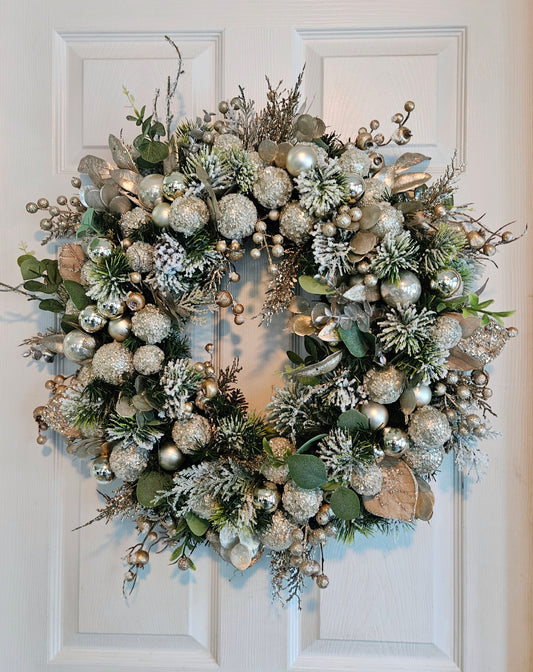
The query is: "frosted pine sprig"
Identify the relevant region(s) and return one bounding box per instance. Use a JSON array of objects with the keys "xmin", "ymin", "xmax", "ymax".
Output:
[
  {"xmin": 371, "ymin": 231, "xmax": 420, "ymax": 282},
  {"xmin": 296, "ymin": 162, "xmax": 348, "ymax": 217},
  {"xmin": 378, "ymin": 305, "xmax": 436, "ymax": 356}
]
